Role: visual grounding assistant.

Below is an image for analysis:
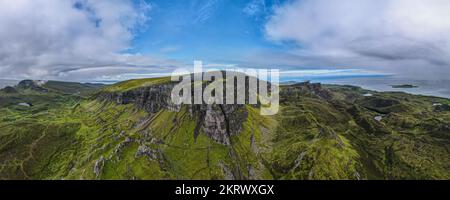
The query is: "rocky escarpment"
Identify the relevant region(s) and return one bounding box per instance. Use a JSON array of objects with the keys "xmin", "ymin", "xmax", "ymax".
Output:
[
  {"xmin": 281, "ymin": 81, "xmax": 333, "ymax": 101},
  {"xmin": 96, "ymin": 82, "xmax": 248, "ymax": 145},
  {"xmin": 1, "ymin": 77, "xmax": 449, "ymax": 180},
  {"xmin": 97, "ymin": 83, "xmax": 181, "ymax": 113},
  {"xmin": 190, "ymin": 104, "xmax": 247, "ymax": 145},
  {"xmin": 16, "ymin": 80, "xmax": 49, "ymax": 92}
]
